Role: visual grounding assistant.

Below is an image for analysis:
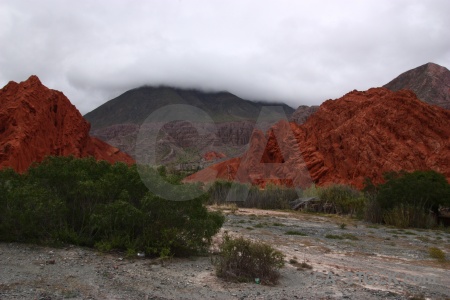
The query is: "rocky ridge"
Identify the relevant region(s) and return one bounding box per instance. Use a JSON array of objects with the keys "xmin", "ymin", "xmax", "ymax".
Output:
[
  {"xmin": 0, "ymin": 76, "xmax": 134, "ymax": 173},
  {"xmin": 185, "ymin": 88, "xmax": 450, "ymax": 188},
  {"xmin": 384, "ymin": 62, "xmax": 450, "ymax": 109}
]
